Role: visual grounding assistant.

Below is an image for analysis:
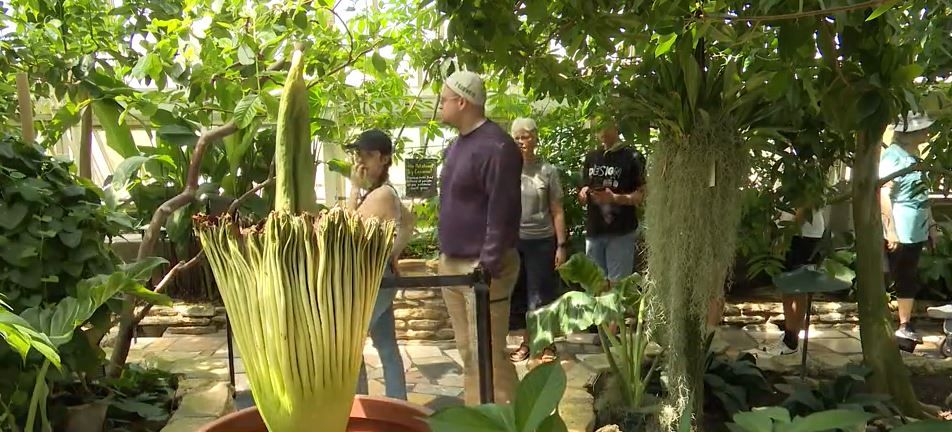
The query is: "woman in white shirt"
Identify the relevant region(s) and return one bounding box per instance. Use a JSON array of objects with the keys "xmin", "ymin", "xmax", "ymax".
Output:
[{"xmin": 767, "ymin": 207, "xmax": 826, "ymax": 355}]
